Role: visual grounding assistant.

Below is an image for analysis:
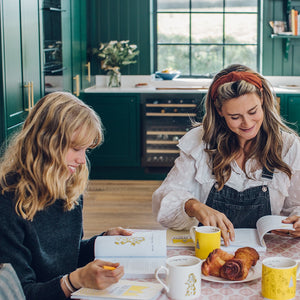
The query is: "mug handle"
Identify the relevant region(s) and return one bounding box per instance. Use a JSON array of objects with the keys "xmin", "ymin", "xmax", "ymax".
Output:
[
  {"xmin": 189, "ymin": 226, "xmax": 197, "ymax": 243},
  {"xmin": 155, "ymin": 266, "xmax": 169, "ymax": 292}
]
